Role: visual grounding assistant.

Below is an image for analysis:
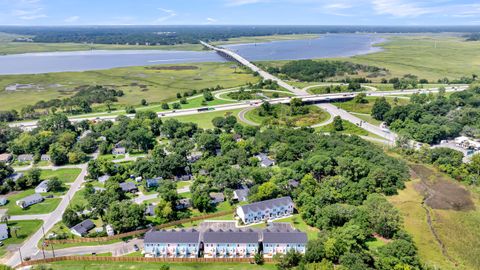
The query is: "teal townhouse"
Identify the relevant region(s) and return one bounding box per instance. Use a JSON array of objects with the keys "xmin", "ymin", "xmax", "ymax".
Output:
[
  {"xmin": 203, "ymin": 229, "xmax": 259, "ymax": 258},
  {"xmin": 144, "ymin": 229, "xmax": 200, "ymax": 258}
]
